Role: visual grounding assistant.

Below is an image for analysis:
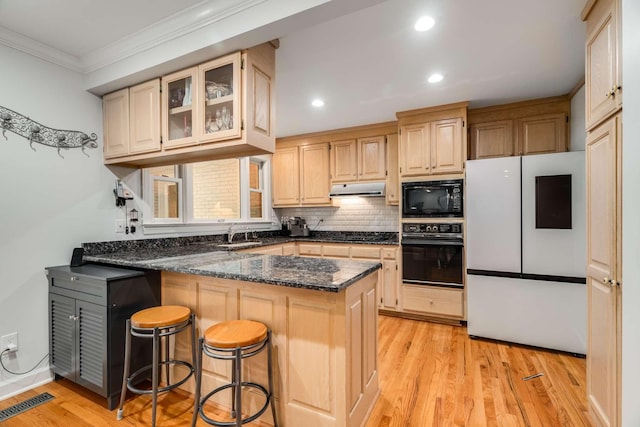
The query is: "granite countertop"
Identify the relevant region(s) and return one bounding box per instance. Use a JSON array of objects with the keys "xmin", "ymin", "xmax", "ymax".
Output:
[
  {"xmin": 83, "ymin": 232, "xmax": 397, "ymax": 292},
  {"xmin": 84, "ymin": 240, "xmax": 381, "ymax": 292}
]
